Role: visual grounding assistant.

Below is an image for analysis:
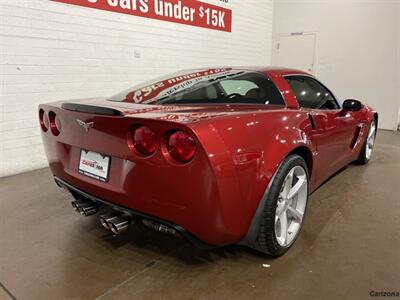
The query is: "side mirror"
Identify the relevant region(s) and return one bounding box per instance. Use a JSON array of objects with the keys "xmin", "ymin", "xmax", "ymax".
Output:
[{"xmin": 342, "ymin": 99, "xmax": 362, "ymax": 112}]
